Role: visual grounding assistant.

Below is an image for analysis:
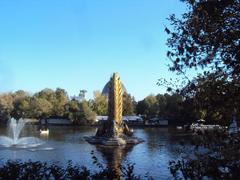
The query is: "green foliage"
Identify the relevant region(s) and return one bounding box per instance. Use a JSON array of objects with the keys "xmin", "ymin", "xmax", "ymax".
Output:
[
  {"xmin": 198, "ymin": 109, "xmax": 207, "ymax": 120},
  {"xmin": 143, "ymin": 95, "xmax": 159, "ymax": 119},
  {"xmin": 169, "ymin": 131, "xmax": 240, "ymax": 179},
  {"xmin": 53, "ymin": 88, "xmax": 69, "ymax": 117},
  {"xmin": 35, "ymin": 88, "xmax": 55, "ymax": 103},
  {"xmin": 162, "ymin": 93, "xmax": 183, "ymax": 120},
  {"xmin": 0, "ymin": 88, "xmax": 195, "ymax": 125},
  {"xmin": 0, "ymin": 88, "xmax": 69, "ymax": 123},
  {"xmin": 0, "ymin": 93, "xmax": 13, "ymax": 122},
  {"xmin": 156, "ymin": 94, "xmax": 167, "ymax": 117},
  {"xmin": 31, "ymin": 97, "xmax": 53, "ymax": 119},
  {"xmin": 92, "ymin": 91, "xmax": 108, "ymax": 115},
  {"xmin": 11, "ymin": 91, "xmax": 30, "ymax": 119},
  {"xmin": 91, "ymin": 91, "xmax": 136, "ymax": 116},
  {"xmin": 136, "ymin": 93, "xmax": 187, "ymax": 123},
  {"xmin": 0, "ymin": 158, "xmax": 144, "ymax": 179},
  {"xmin": 181, "ymin": 71, "xmax": 240, "ymax": 125},
  {"xmin": 76, "ymin": 101, "xmax": 96, "ymax": 125},
  {"xmin": 79, "ymin": 89, "xmax": 87, "ymax": 101},
  {"xmin": 66, "ymin": 99, "xmax": 80, "ymax": 122},
  {"xmin": 136, "ymin": 95, "xmax": 158, "ymax": 119},
  {"xmin": 12, "ymin": 97, "xmax": 31, "ymax": 119},
  {"xmin": 166, "ymin": 0, "xmax": 240, "ymax": 78},
  {"xmin": 0, "ymin": 160, "xmax": 90, "ymax": 179},
  {"xmin": 161, "ymin": 0, "xmax": 240, "ymax": 125},
  {"xmin": 66, "ymin": 99, "xmax": 96, "ymax": 125},
  {"xmin": 122, "ymin": 92, "xmax": 136, "ymax": 116}
]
